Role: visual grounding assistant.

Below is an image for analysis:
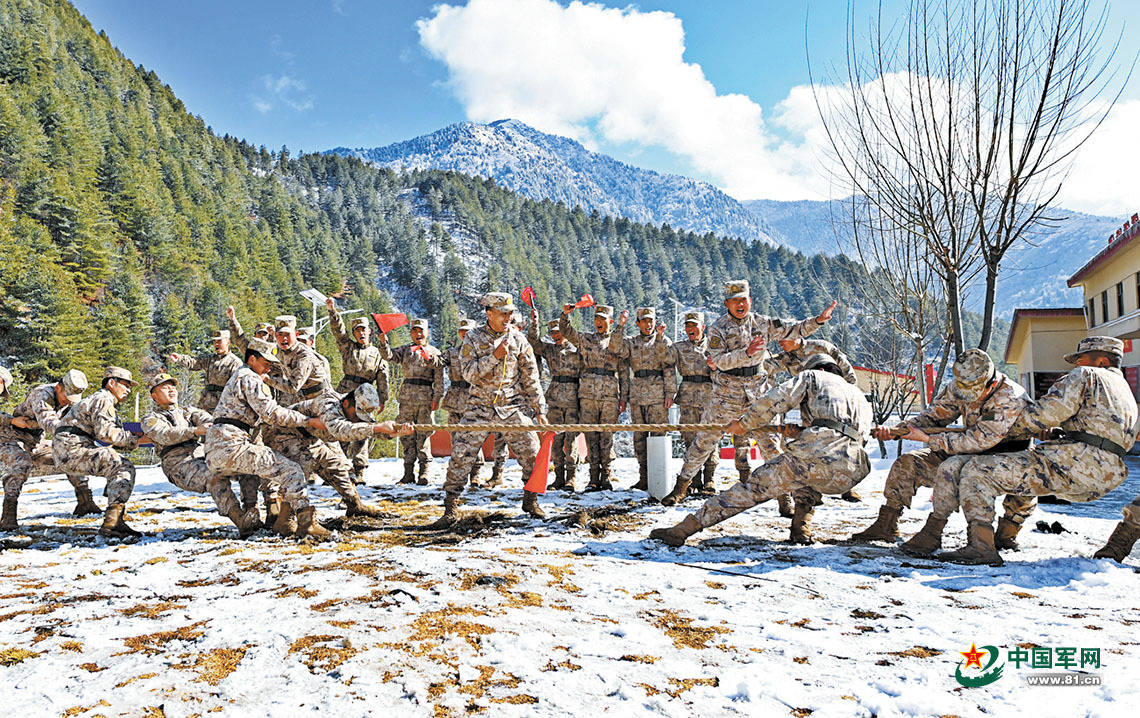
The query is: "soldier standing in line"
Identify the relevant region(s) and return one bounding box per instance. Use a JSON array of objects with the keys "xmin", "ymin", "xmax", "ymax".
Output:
[
  {"xmin": 205, "ymin": 338, "xmax": 330, "ymax": 540},
  {"xmin": 660, "ymin": 280, "xmax": 836, "ymax": 507},
  {"xmin": 650, "ymin": 353, "xmax": 872, "ymax": 546},
  {"xmin": 141, "ymin": 373, "xmax": 259, "ymax": 537},
  {"xmin": 668, "ymin": 312, "xmax": 717, "ymax": 496},
  {"xmin": 381, "ymin": 318, "xmax": 444, "ymax": 486},
  {"xmin": 168, "ymin": 329, "xmax": 243, "ymax": 412},
  {"xmin": 1, "ymin": 369, "xmax": 96, "ymax": 529},
  {"xmin": 624, "ymin": 308, "xmax": 677, "ymax": 491},
  {"xmin": 52, "ymin": 366, "xmax": 143, "ymax": 538},
  {"xmin": 326, "ymin": 298, "xmax": 390, "ymax": 484},
  {"xmin": 442, "ymin": 319, "xmax": 487, "ymax": 487},
  {"xmin": 925, "ymin": 337, "xmax": 1137, "ymax": 566},
  {"xmin": 429, "ymin": 293, "xmax": 548, "ymax": 528},
  {"xmin": 527, "ymin": 310, "xmax": 582, "ymax": 491},
  {"xmin": 559, "ymin": 304, "xmax": 630, "ymax": 491}
]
